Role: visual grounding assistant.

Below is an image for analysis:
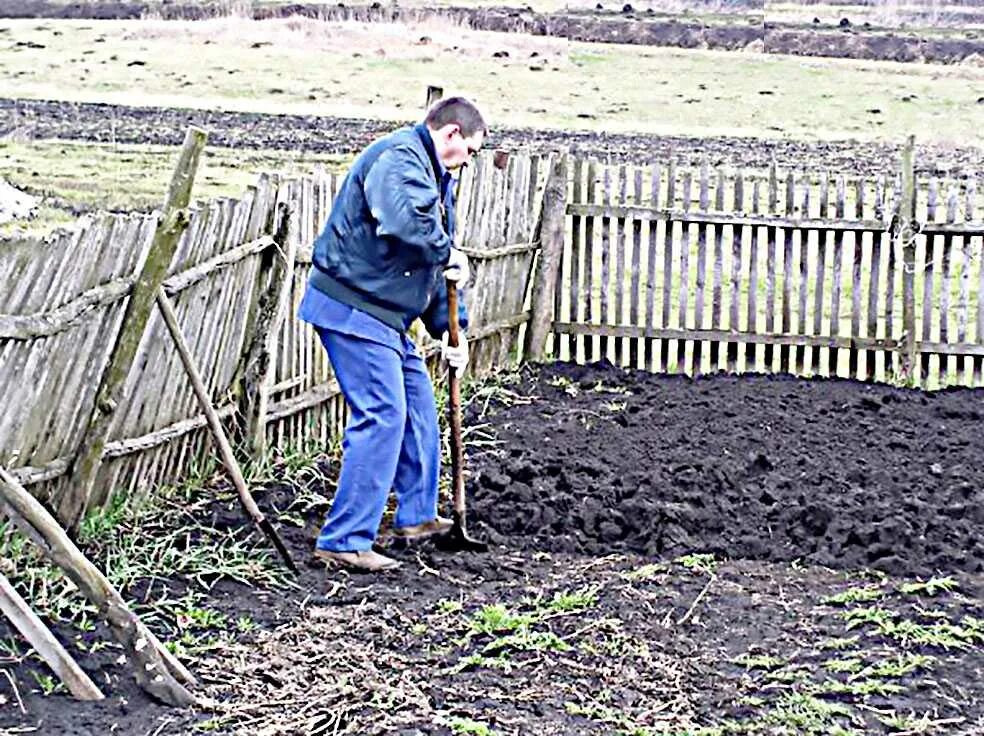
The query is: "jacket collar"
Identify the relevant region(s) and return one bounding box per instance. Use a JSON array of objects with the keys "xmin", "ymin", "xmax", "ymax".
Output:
[{"xmin": 414, "ymin": 123, "xmax": 450, "ymax": 192}]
